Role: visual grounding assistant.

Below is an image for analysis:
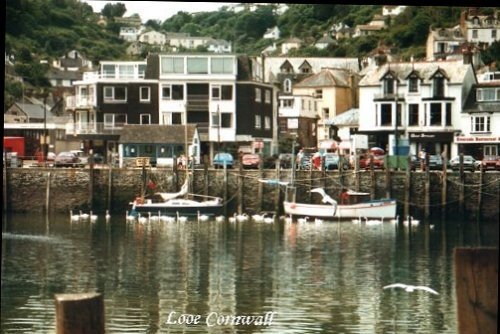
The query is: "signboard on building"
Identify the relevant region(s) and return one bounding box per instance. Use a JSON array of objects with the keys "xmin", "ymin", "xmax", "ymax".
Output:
[{"xmin": 455, "ymin": 136, "xmax": 500, "ymax": 144}]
